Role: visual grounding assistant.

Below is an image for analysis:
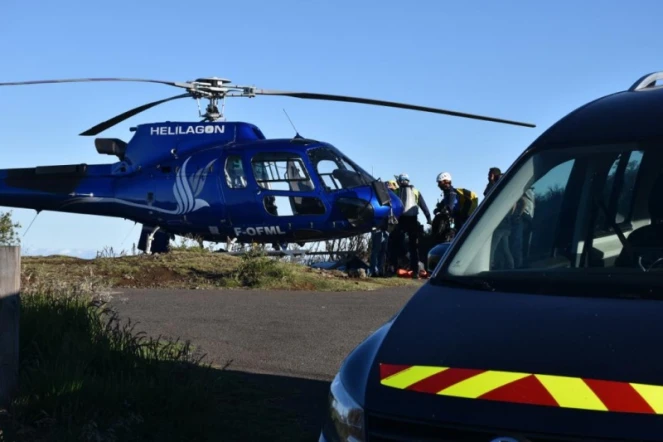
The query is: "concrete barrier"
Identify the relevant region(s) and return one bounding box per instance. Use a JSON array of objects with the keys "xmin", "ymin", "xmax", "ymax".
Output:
[{"xmin": 0, "ymin": 246, "xmax": 20, "ymax": 409}]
